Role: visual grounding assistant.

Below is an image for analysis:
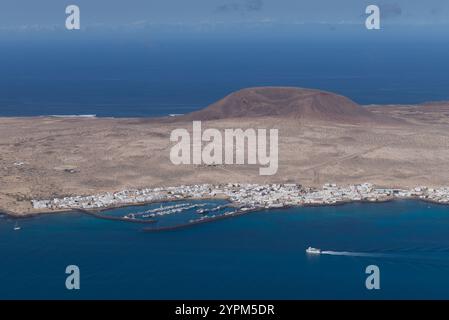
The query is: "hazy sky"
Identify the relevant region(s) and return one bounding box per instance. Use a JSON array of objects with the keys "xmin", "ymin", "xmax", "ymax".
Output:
[{"xmin": 0, "ymin": 0, "xmax": 448, "ymax": 30}]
